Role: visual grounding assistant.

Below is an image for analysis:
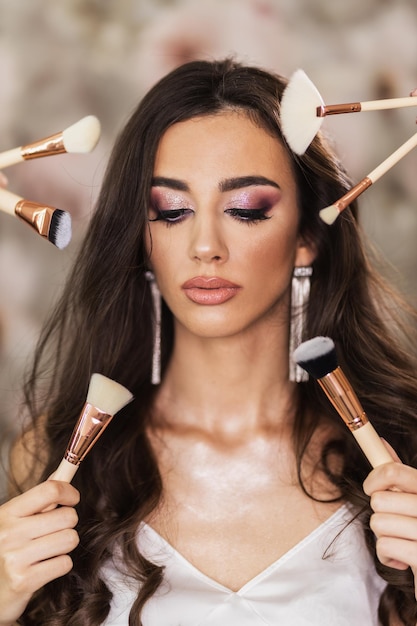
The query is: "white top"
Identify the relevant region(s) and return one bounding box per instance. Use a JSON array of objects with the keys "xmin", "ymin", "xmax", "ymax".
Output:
[{"xmin": 100, "ymin": 504, "xmax": 386, "ymax": 625}]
